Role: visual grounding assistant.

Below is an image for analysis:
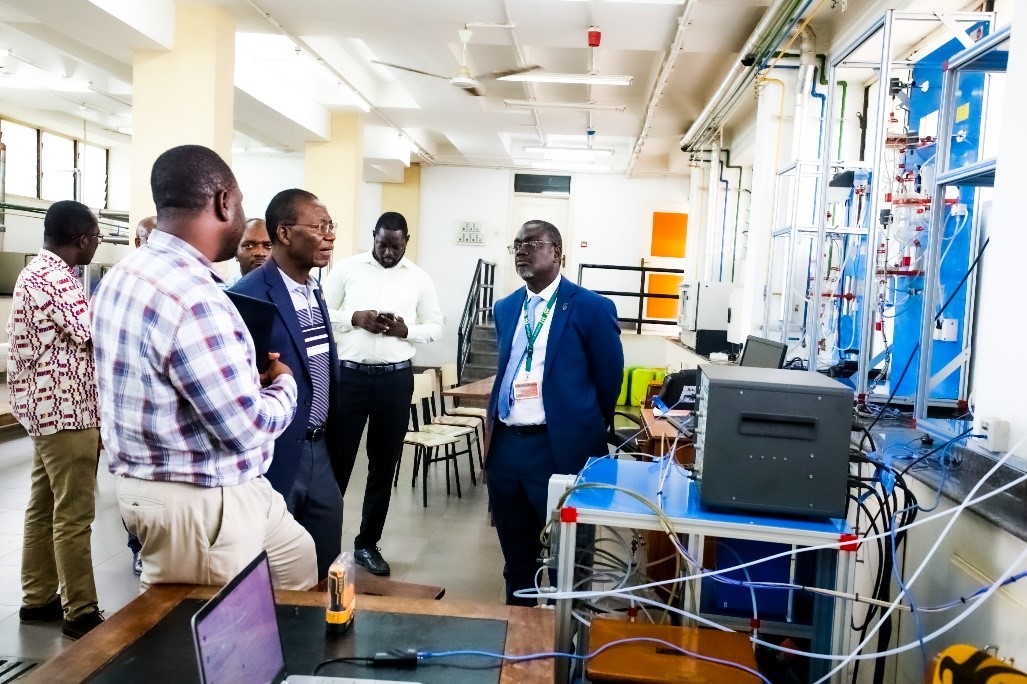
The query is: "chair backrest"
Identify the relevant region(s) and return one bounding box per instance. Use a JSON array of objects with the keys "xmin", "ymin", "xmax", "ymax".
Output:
[
  {"xmin": 412, "ymin": 372, "xmax": 433, "ymax": 402},
  {"xmin": 440, "ymin": 362, "xmax": 459, "ymax": 388}
]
